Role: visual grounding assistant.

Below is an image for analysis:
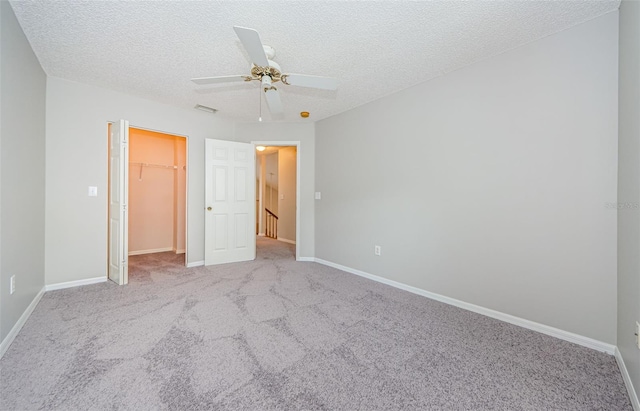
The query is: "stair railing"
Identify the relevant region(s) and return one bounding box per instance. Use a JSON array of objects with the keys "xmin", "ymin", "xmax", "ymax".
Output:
[{"xmin": 265, "ymin": 208, "xmax": 278, "ymax": 239}]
